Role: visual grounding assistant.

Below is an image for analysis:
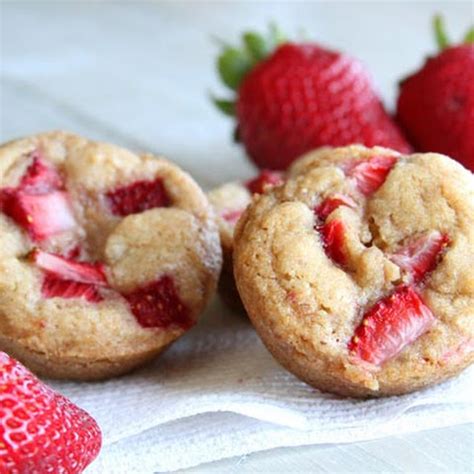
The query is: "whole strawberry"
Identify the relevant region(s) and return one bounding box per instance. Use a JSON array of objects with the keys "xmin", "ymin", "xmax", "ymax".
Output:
[
  {"xmin": 0, "ymin": 351, "xmax": 101, "ymax": 473},
  {"xmin": 213, "ymin": 25, "xmax": 411, "ymax": 170},
  {"xmin": 397, "ymin": 16, "xmax": 474, "ymax": 171}
]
